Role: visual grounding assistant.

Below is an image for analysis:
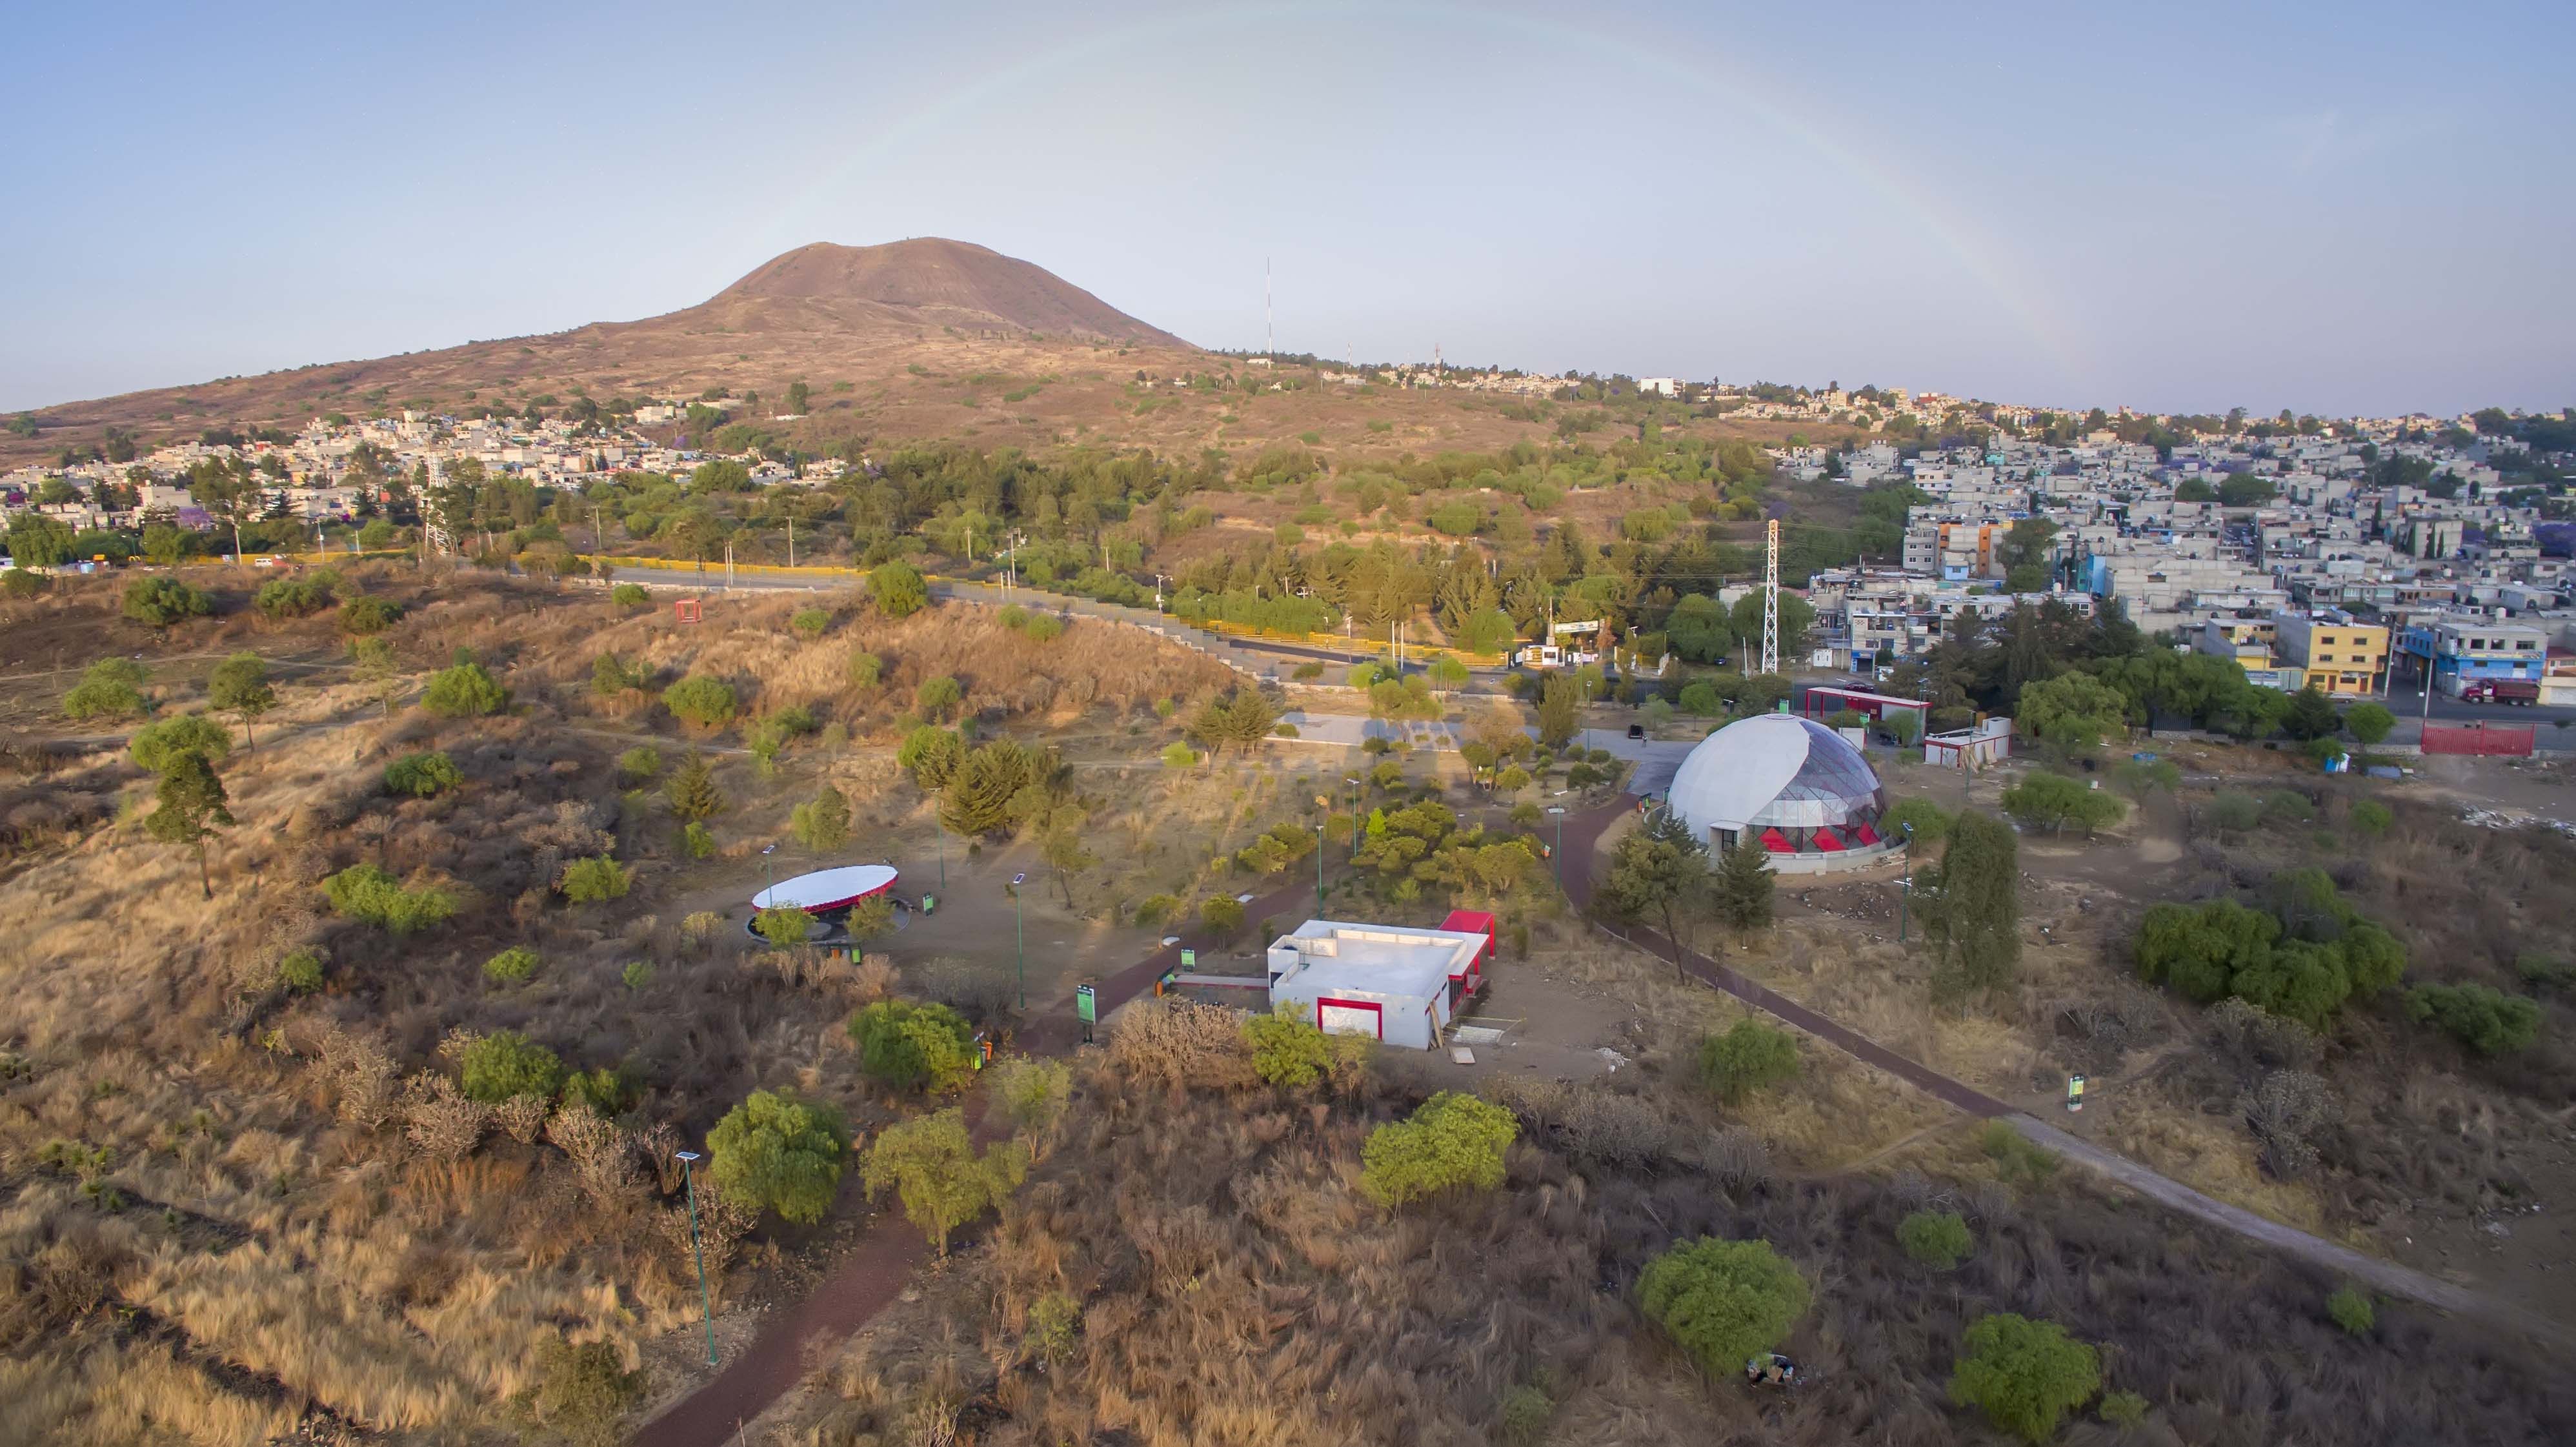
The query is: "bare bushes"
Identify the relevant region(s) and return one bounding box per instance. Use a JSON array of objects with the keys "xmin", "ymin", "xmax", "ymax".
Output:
[
  {"xmin": 1489, "ymin": 1076, "xmax": 1673, "ymax": 1171},
  {"xmin": 652, "ymin": 1184, "xmax": 757, "ymax": 1304},
  {"xmin": 1105, "ymin": 998, "xmax": 1257, "ymax": 1093},
  {"xmin": 401, "ymin": 1072, "xmax": 489, "ymax": 1160},
  {"xmin": 2239, "ymin": 1070, "xmax": 2333, "ymax": 1179}
]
